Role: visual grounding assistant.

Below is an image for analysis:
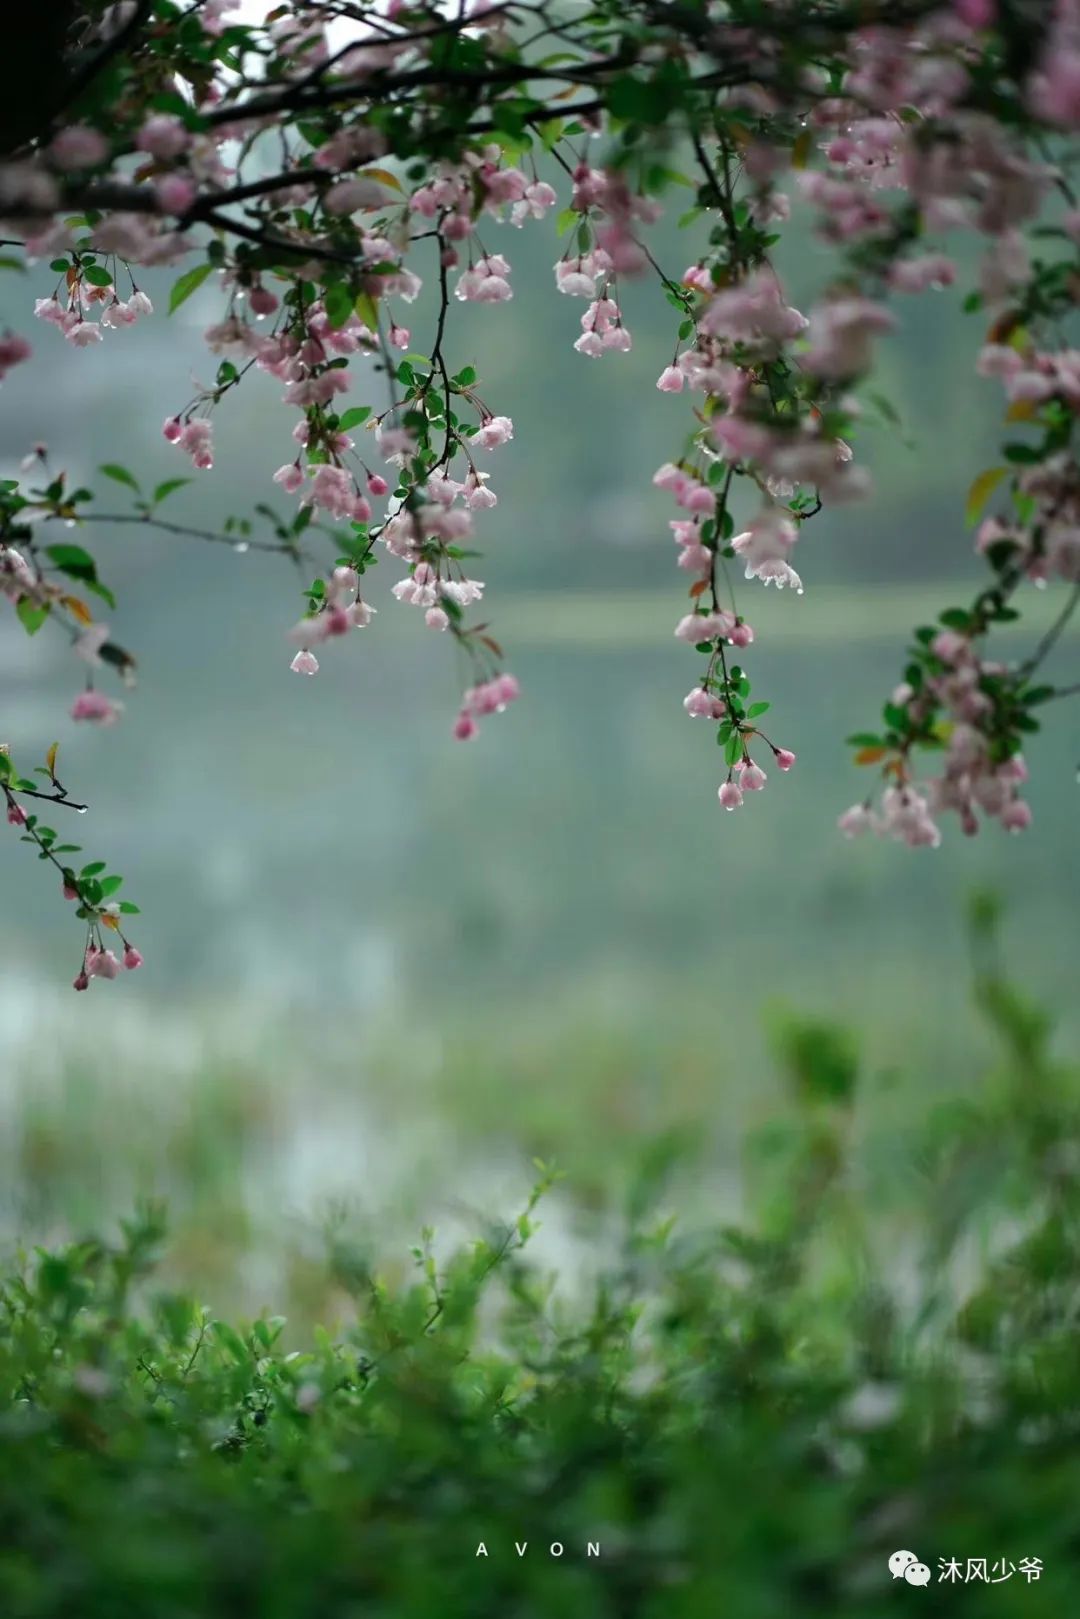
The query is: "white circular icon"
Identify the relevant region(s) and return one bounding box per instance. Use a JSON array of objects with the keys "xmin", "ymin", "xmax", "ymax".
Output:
[{"xmin": 889, "ymin": 1550, "xmax": 919, "ymax": 1580}]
